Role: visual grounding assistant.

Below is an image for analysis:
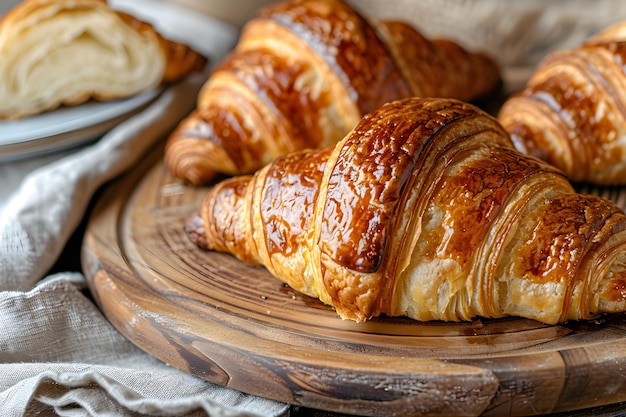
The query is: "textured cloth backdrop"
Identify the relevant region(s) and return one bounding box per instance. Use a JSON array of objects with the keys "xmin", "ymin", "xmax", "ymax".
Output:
[{"xmin": 349, "ymin": 0, "xmax": 626, "ymax": 93}]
